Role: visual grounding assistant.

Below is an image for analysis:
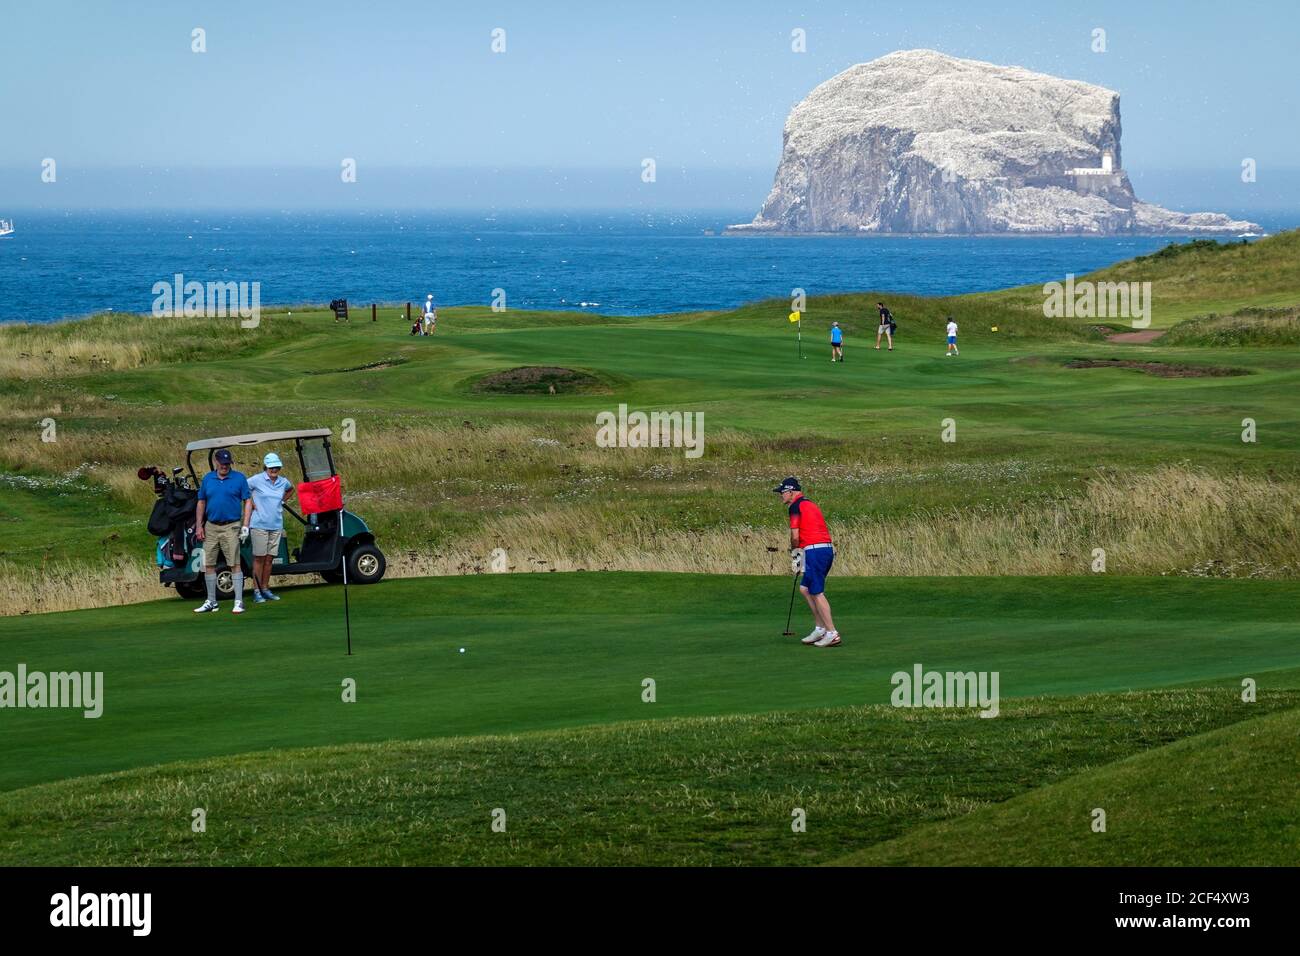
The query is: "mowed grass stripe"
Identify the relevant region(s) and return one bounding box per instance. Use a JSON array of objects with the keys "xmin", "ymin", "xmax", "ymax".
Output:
[
  {"xmin": 0, "ymin": 689, "xmax": 1293, "ymax": 866},
  {"xmin": 2, "ymin": 574, "xmax": 1299, "ymax": 792},
  {"xmin": 833, "ymin": 704, "xmax": 1300, "ymax": 867}
]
